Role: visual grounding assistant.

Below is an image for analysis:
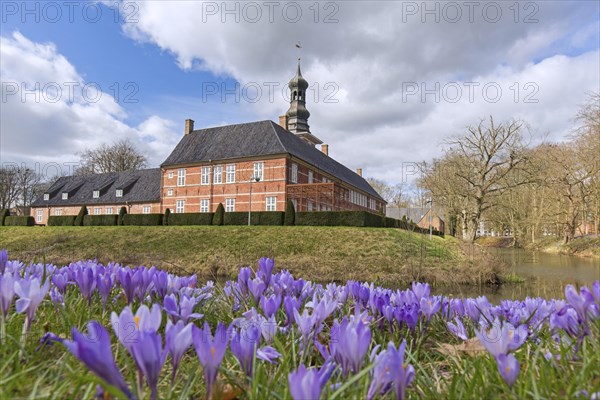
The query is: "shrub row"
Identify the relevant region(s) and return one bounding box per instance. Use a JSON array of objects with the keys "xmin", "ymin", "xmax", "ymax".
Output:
[
  {"xmin": 167, "ymin": 212, "xmax": 214, "ymax": 226},
  {"xmin": 48, "ymin": 216, "xmax": 76, "ymax": 226},
  {"xmin": 123, "ymin": 213, "xmax": 163, "ymax": 226},
  {"xmin": 83, "ymin": 215, "xmax": 119, "ymax": 226},
  {"xmin": 4, "ymin": 216, "xmax": 35, "ymax": 226},
  {"xmin": 295, "ymin": 211, "xmax": 383, "ymax": 227},
  {"xmin": 224, "ymin": 212, "xmax": 285, "ymax": 226}
]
